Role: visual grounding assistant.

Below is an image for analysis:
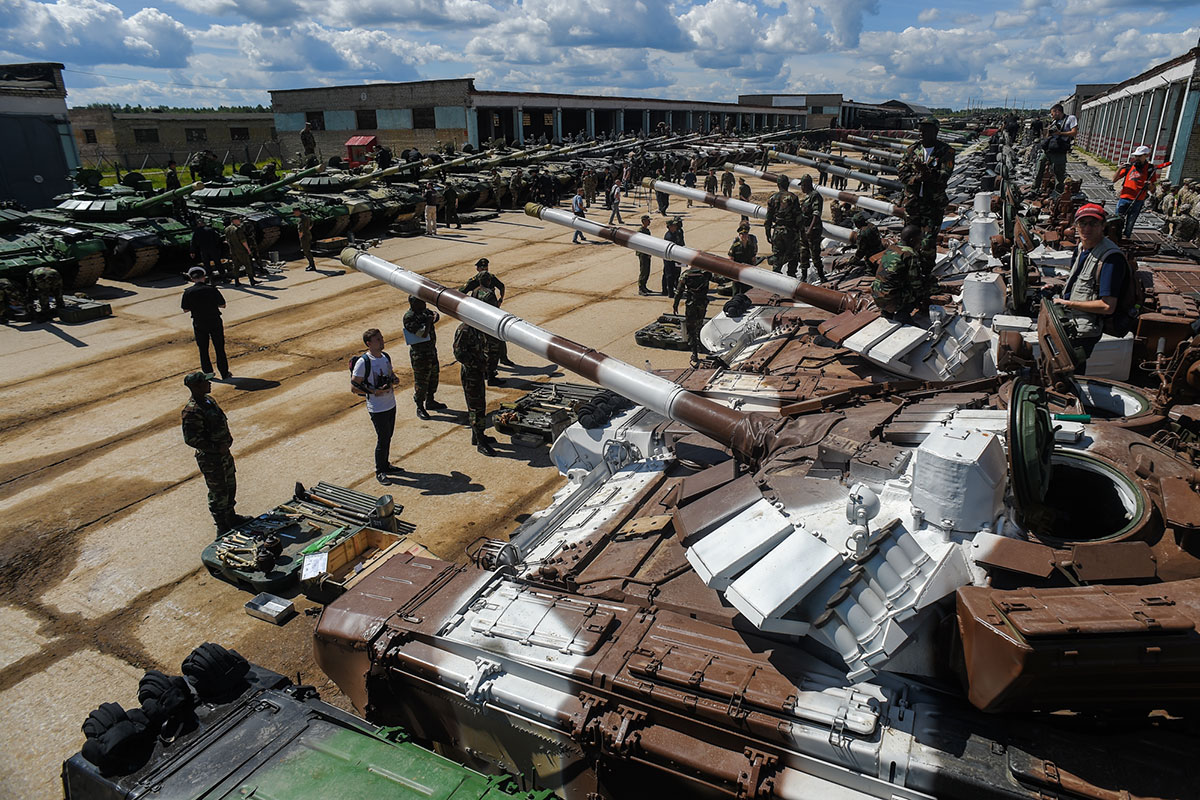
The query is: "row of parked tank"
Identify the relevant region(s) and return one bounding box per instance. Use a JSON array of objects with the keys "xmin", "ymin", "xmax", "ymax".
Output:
[{"xmin": 0, "ymin": 130, "xmax": 777, "ymax": 293}]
